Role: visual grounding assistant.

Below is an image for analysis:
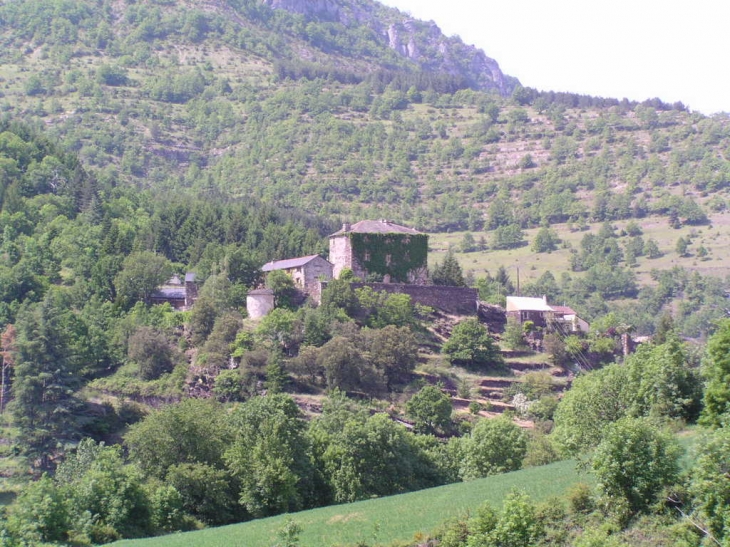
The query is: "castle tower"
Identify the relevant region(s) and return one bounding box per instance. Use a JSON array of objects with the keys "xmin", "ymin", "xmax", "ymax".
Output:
[{"xmin": 328, "ymin": 219, "xmax": 428, "ymax": 284}]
